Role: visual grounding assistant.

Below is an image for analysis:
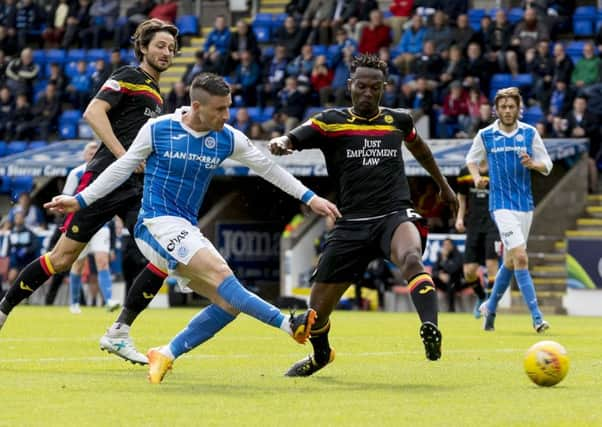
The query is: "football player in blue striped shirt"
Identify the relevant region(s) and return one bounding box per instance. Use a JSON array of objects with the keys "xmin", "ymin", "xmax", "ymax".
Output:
[{"xmin": 466, "ymin": 87, "xmax": 552, "ymax": 333}]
